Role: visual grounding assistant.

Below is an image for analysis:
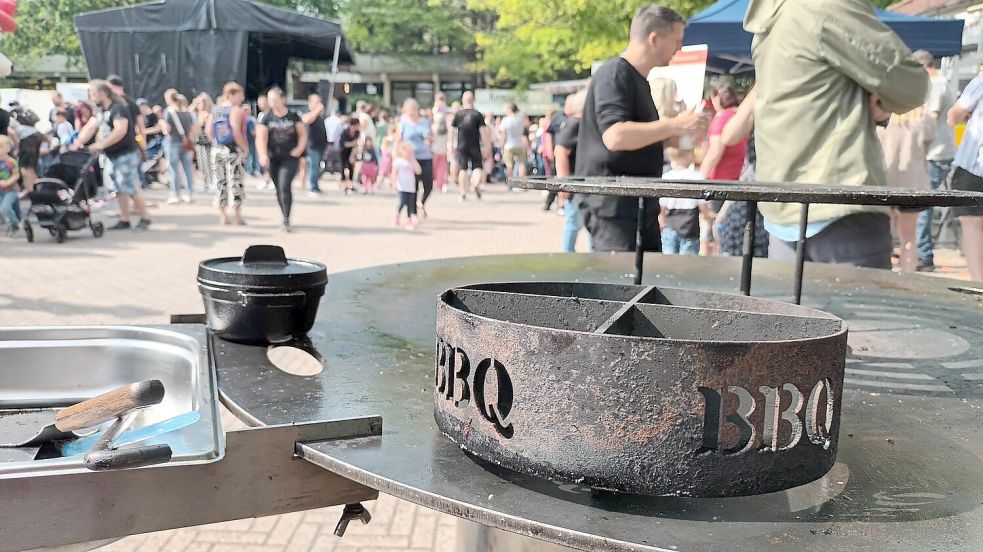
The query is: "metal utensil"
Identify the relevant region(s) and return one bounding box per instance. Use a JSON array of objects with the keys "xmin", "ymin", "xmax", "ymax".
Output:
[
  {"xmin": 0, "ymin": 379, "xmax": 166, "ymax": 466},
  {"xmin": 78, "ymin": 412, "xmax": 173, "ymax": 471},
  {"xmin": 0, "ymin": 409, "xmax": 73, "ymax": 448},
  {"xmin": 59, "ymin": 411, "xmax": 200, "ymax": 457},
  {"xmin": 54, "ymin": 380, "xmax": 165, "ymax": 432}
]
